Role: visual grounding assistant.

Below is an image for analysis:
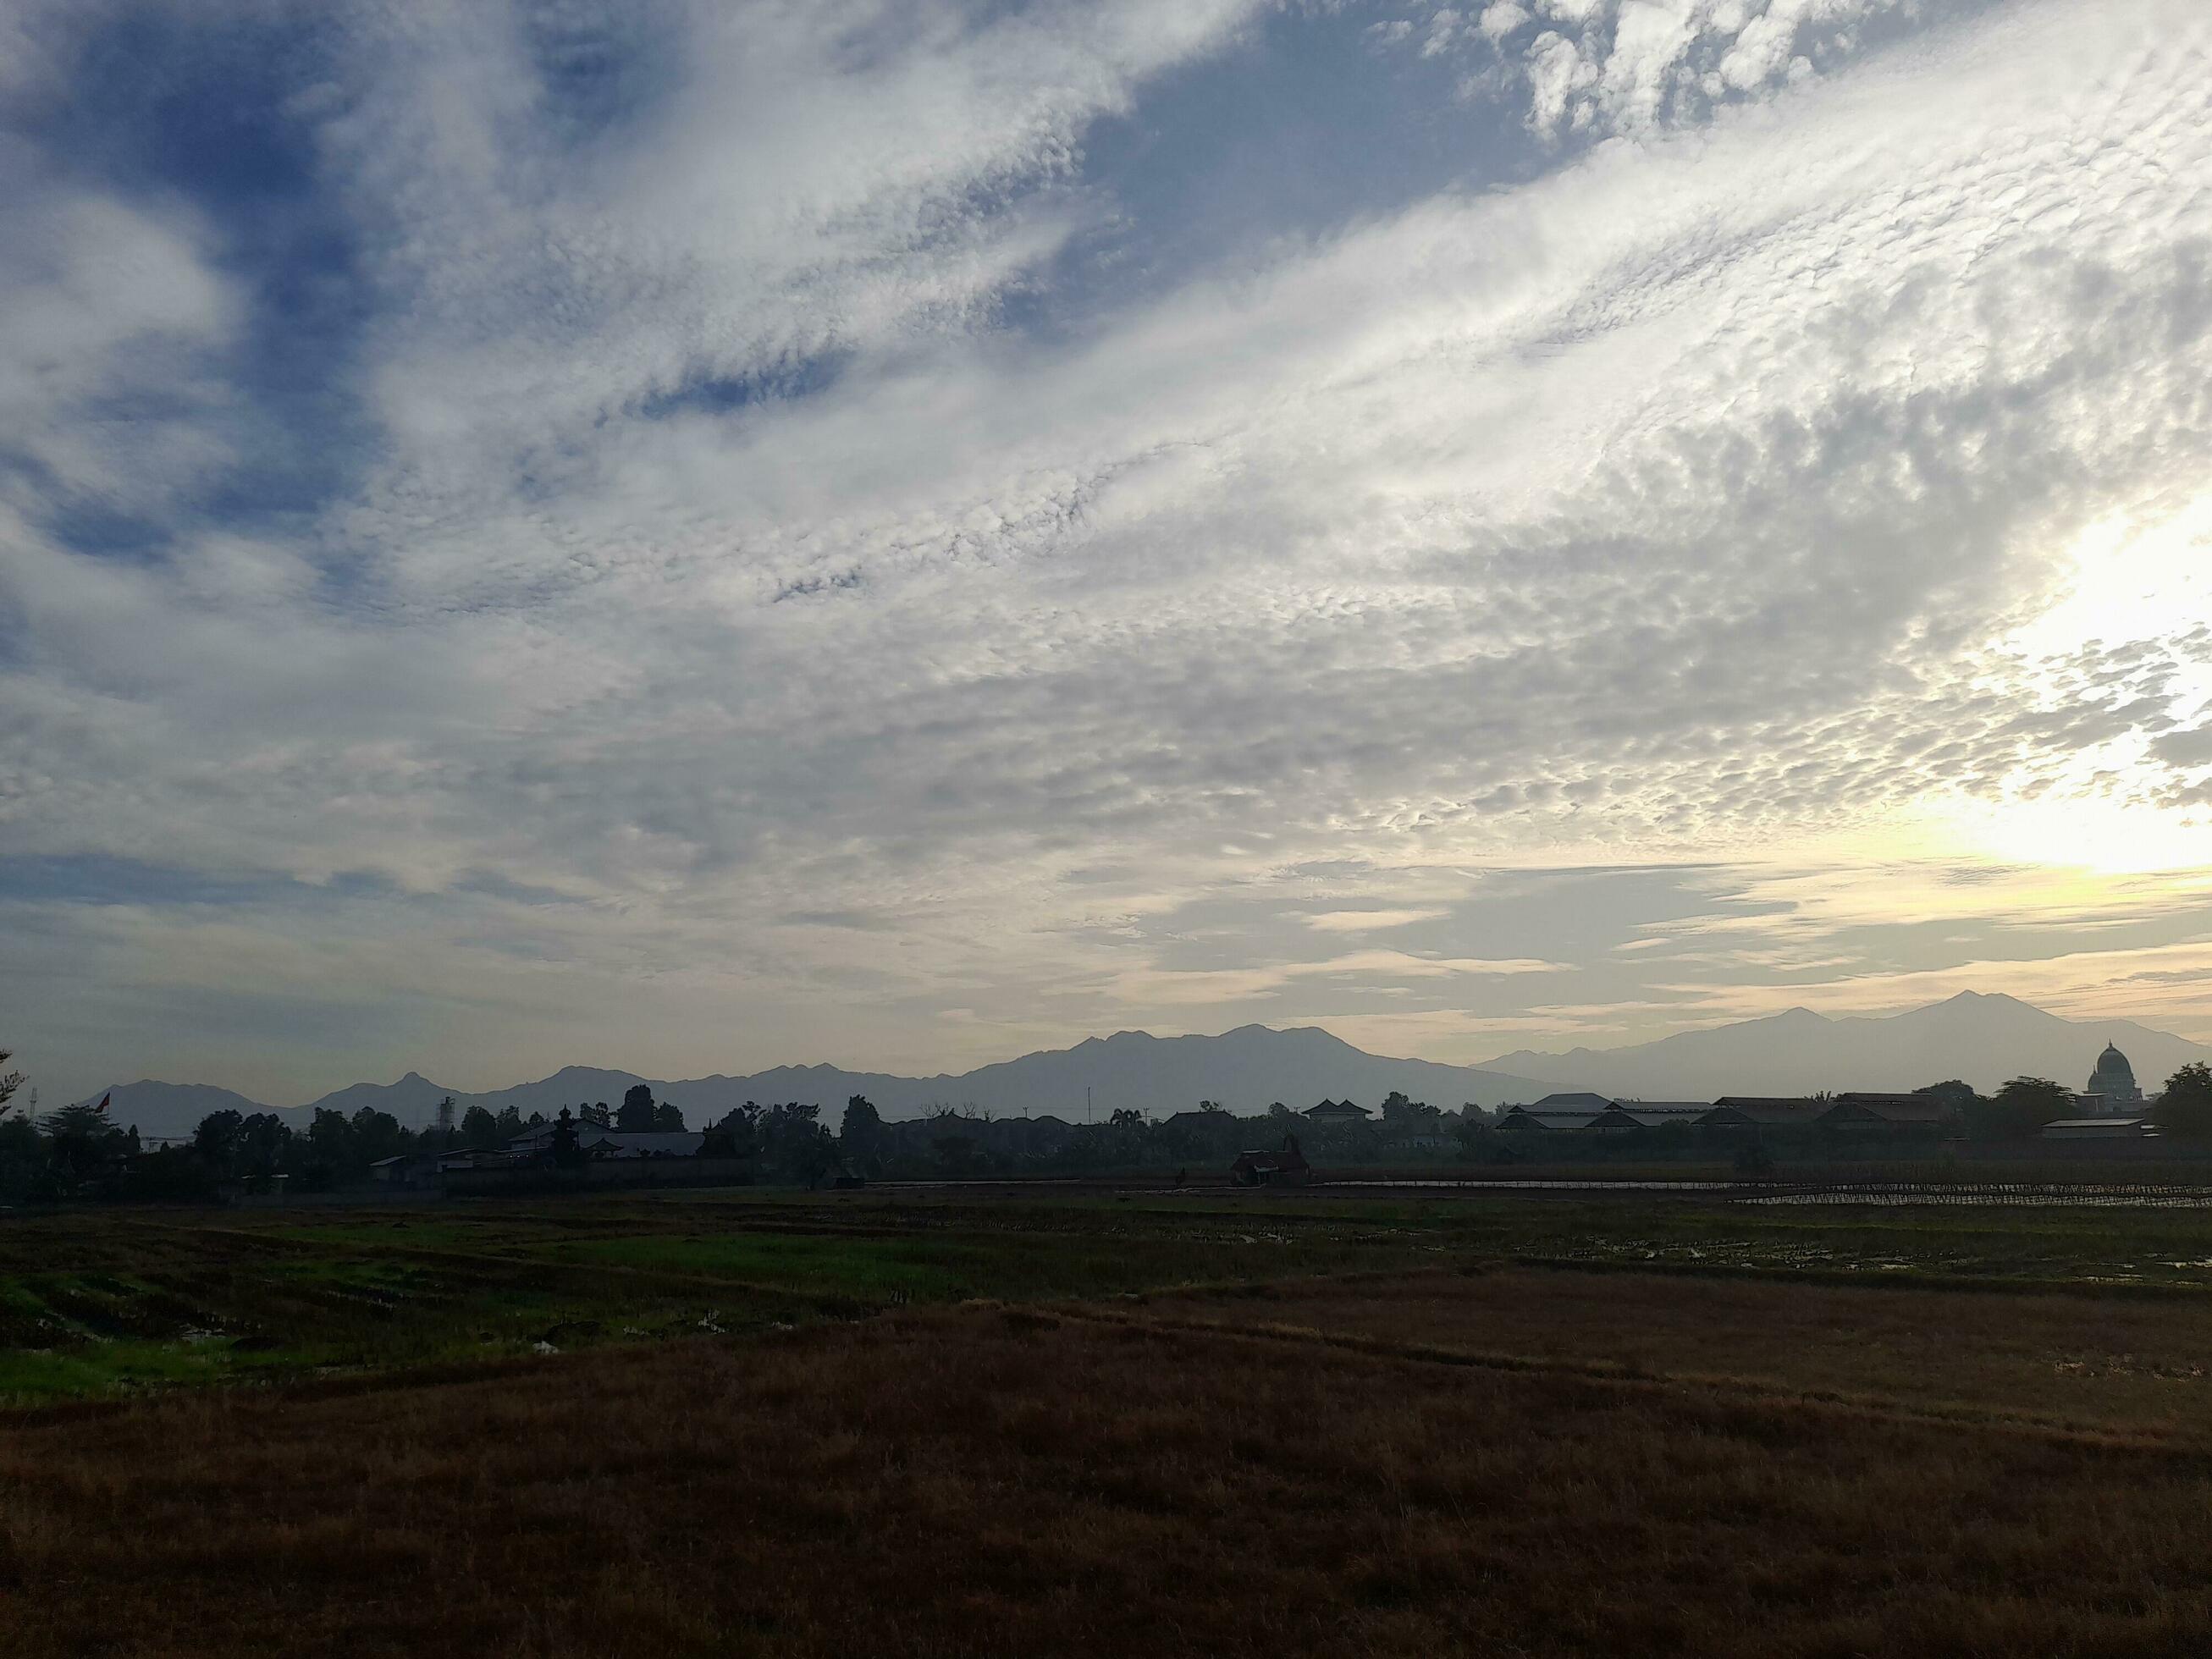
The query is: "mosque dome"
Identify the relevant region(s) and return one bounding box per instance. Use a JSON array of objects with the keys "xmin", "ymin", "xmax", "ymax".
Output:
[{"xmin": 2086, "ymin": 1043, "xmax": 2143, "ymax": 1108}]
